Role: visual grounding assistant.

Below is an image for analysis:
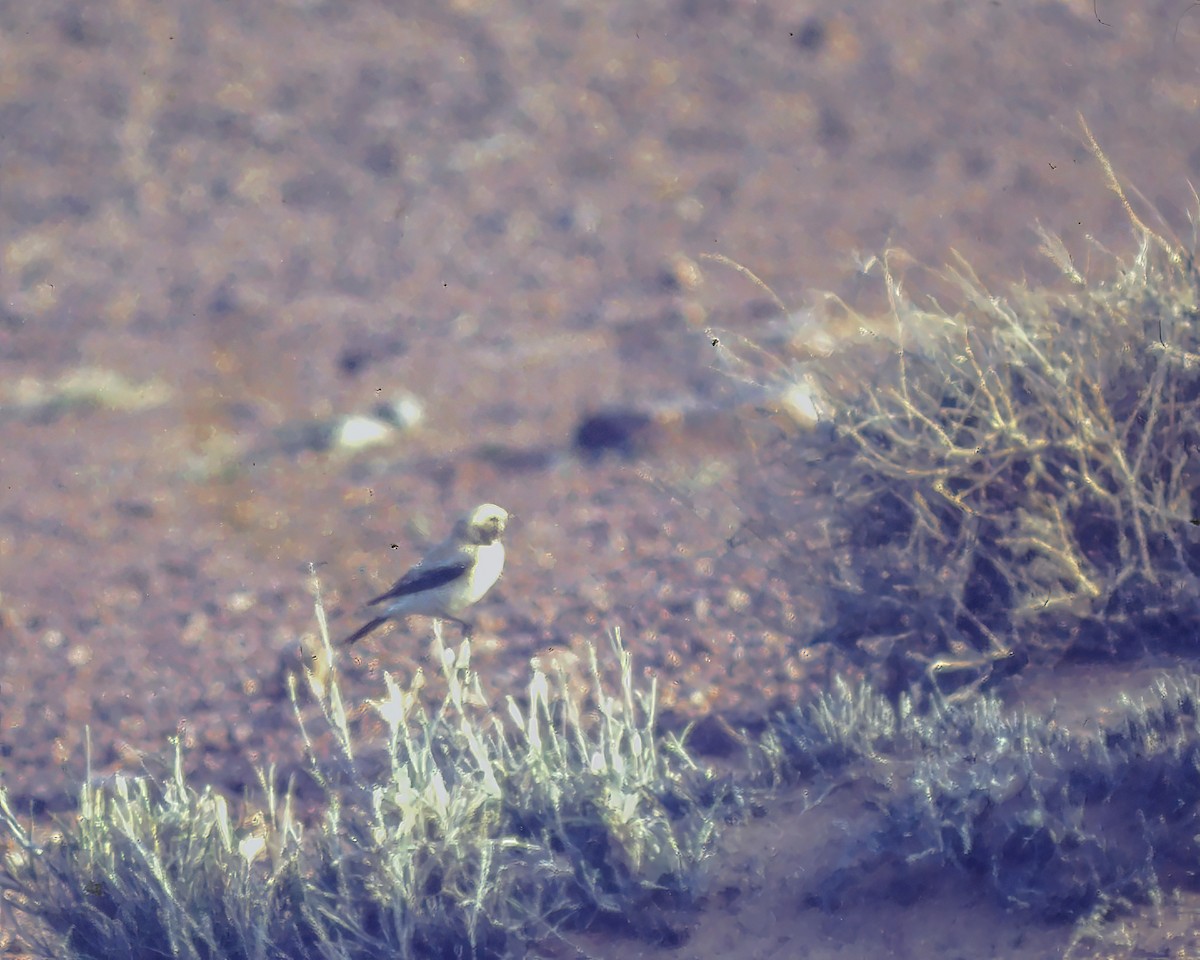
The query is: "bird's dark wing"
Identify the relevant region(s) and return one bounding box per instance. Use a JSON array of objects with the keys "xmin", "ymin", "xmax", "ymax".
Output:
[{"xmin": 367, "ymin": 560, "xmax": 469, "ymax": 605}]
